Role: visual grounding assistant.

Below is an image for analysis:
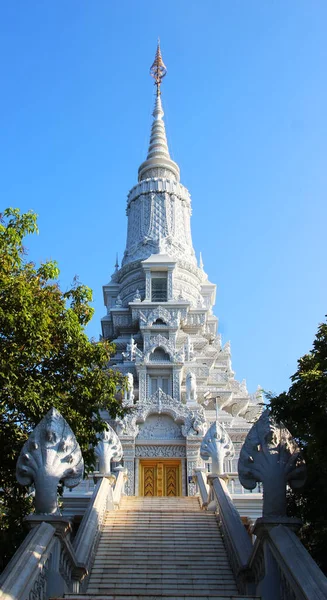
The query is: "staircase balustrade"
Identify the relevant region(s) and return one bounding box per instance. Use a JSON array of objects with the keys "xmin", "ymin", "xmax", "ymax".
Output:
[
  {"xmin": 0, "ymin": 519, "xmax": 86, "ymax": 600},
  {"xmin": 249, "ymin": 523, "xmax": 327, "ymax": 600},
  {"xmin": 194, "ymin": 467, "xmax": 327, "ymax": 600},
  {"xmin": 72, "ymin": 476, "xmax": 114, "ymax": 591},
  {"xmin": 0, "ymin": 522, "xmax": 56, "ymax": 600},
  {"xmin": 207, "ymin": 473, "xmax": 254, "ymax": 594},
  {"xmin": 0, "ymin": 471, "xmax": 126, "ymax": 600}
]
